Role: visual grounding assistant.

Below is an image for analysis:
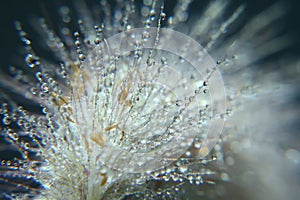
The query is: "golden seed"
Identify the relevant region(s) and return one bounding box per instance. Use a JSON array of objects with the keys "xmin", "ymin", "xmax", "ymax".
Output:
[
  {"xmin": 90, "ymin": 132, "xmax": 106, "ymax": 147},
  {"xmin": 104, "ymin": 122, "xmax": 119, "ymax": 132}
]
